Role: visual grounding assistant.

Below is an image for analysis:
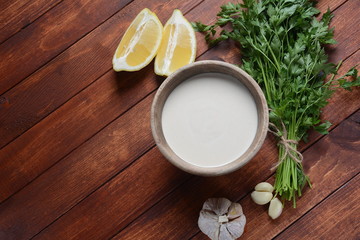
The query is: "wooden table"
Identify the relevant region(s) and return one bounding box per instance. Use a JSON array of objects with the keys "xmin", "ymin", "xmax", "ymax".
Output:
[{"xmin": 0, "ymin": 0, "xmax": 359, "ymax": 239}]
